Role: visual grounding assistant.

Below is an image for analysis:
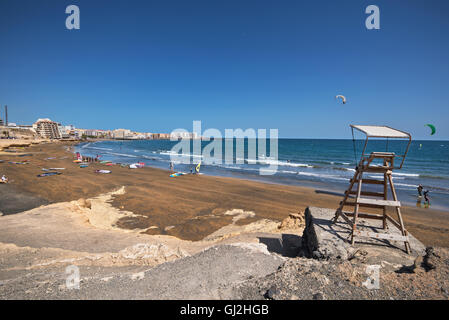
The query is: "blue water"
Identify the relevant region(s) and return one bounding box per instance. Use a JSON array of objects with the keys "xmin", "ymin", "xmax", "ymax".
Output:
[{"xmin": 76, "ymin": 139, "xmax": 449, "ymax": 211}]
